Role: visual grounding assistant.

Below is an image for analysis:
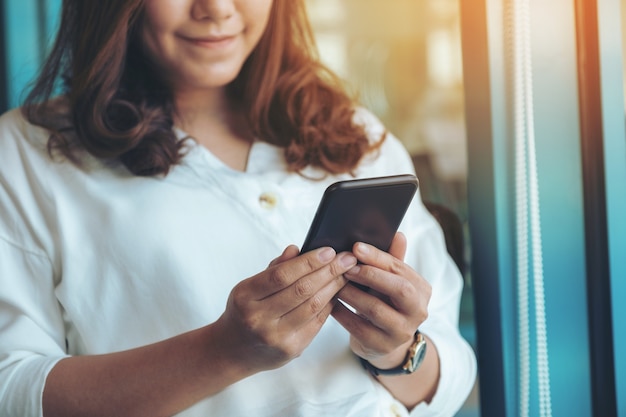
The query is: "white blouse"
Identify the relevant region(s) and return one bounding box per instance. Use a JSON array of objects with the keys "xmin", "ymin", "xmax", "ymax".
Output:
[{"xmin": 0, "ymin": 107, "xmax": 476, "ymax": 417}]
